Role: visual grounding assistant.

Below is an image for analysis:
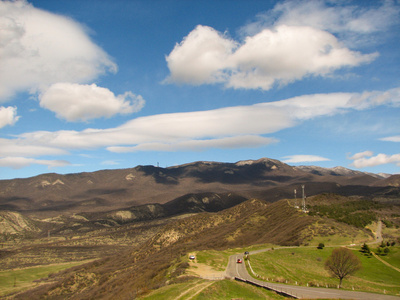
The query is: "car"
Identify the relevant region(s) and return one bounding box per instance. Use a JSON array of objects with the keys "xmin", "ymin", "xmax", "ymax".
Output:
[
  {"xmin": 244, "ymin": 251, "xmax": 249, "ymax": 255},
  {"xmin": 237, "ymin": 258, "xmax": 242, "ymax": 263},
  {"xmin": 189, "ymin": 255, "xmax": 195, "ymax": 260}
]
